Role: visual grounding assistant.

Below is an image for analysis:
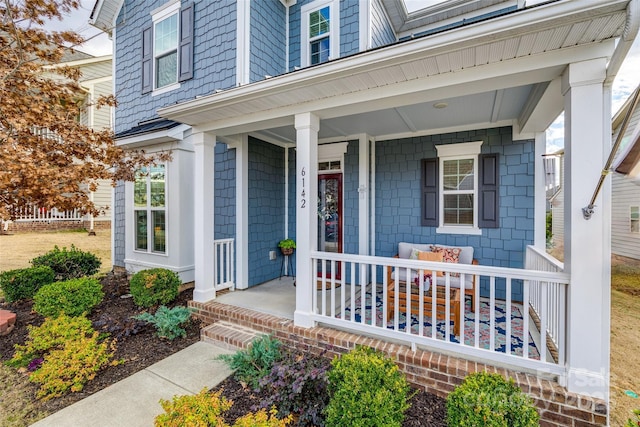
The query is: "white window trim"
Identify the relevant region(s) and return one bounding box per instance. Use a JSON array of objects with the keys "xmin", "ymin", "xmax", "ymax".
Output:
[
  {"xmin": 435, "ymin": 141, "xmax": 483, "ymax": 235},
  {"xmin": 301, "ymin": 0, "xmax": 340, "ymax": 67},
  {"xmin": 151, "ymin": 0, "xmax": 181, "ymax": 95},
  {"xmin": 631, "ymin": 205, "xmax": 639, "ymax": 233},
  {"xmin": 133, "ymin": 164, "xmax": 168, "ymax": 255}
]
